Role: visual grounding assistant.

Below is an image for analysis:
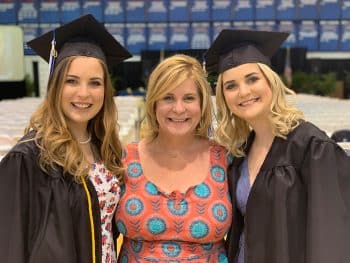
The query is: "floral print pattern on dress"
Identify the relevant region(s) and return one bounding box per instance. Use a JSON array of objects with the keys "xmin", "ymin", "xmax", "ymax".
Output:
[{"xmin": 89, "ymin": 161, "xmax": 120, "ymax": 263}]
